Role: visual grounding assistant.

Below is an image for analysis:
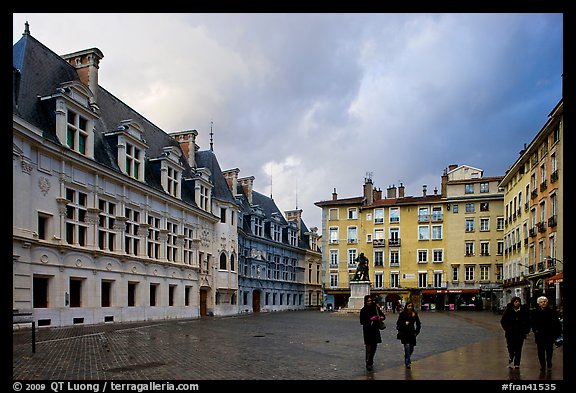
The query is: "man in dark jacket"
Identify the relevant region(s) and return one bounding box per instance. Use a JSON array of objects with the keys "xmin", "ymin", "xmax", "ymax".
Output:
[
  {"xmin": 530, "ymin": 296, "xmax": 562, "ymax": 371},
  {"xmin": 500, "ymin": 296, "xmax": 530, "ymax": 368}
]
